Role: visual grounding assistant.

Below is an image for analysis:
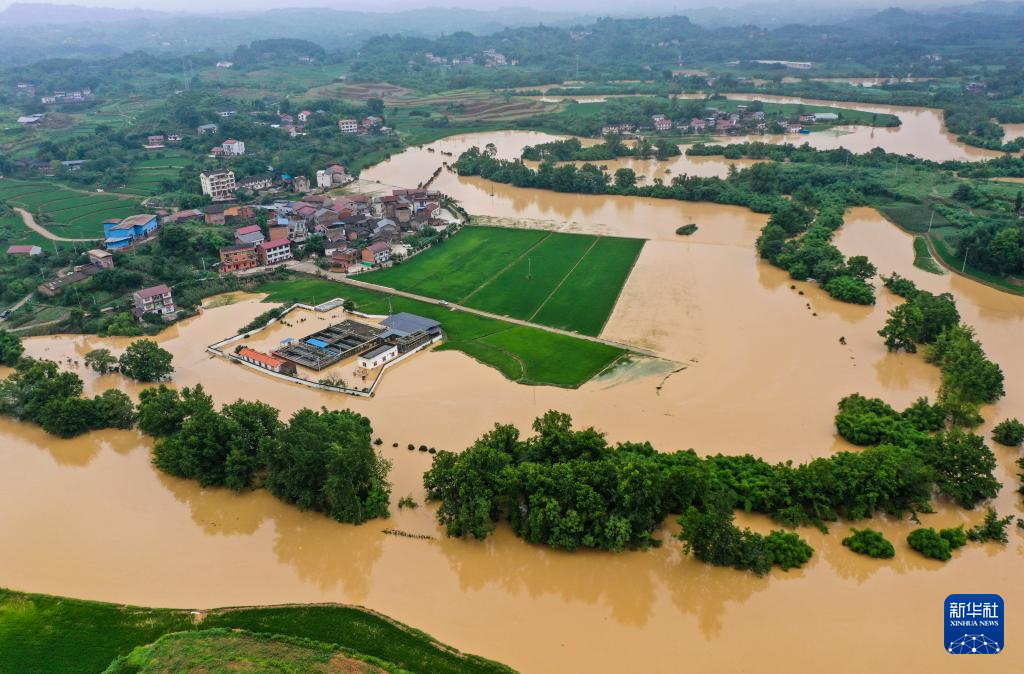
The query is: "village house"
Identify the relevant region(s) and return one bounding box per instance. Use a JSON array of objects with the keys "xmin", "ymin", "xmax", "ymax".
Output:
[
  {"xmin": 132, "ymin": 284, "xmax": 176, "ymax": 320},
  {"xmin": 103, "ymin": 214, "xmax": 159, "ymax": 250},
  {"xmin": 338, "ymin": 119, "xmax": 359, "ymax": 134},
  {"xmin": 234, "ymin": 224, "xmax": 265, "ymax": 246},
  {"xmin": 316, "ymin": 164, "xmax": 352, "ymax": 189},
  {"xmin": 238, "ymin": 174, "xmax": 273, "ymax": 192},
  {"xmin": 330, "ymin": 247, "xmax": 360, "ymax": 270},
  {"xmin": 167, "ymin": 133, "xmax": 182, "ymax": 143},
  {"xmin": 216, "ymin": 60, "xmax": 234, "ymax": 68},
  {"xmin": 145, "ymin": 135, "xmax": 165, "ymax": 148},
  {"xmin": 37, "ymin": 266, "xmax": 100, "ymax": 297},
  {"xmin": 222, "ymin": 205, "xmax": 254, "ymax": 224},
  {"xmin": 87, "ymin": 249, "xmax": 114, "ymax": 269},
  {"xmin": 163, "ymin": 209, "xmax": 203, "ymax": 225},
  {"xmin": 258, "ymin": 238, "xmax": 293, "ymax": 266},
  {"xmin": 197, "ymin": 123, "xmax": 219, "ymax": 135},
  {"xmin": 221, "ymin": 138, "xmax": 246, "ymax": 156},
  {"xmin": 362, "ymin": 241, "xmax": 391, "ymax": 265},
  {"xmin": 219, "ymin": 244, "xmax": 259, "ymax": 273},
  {"xmin": 292, "ymin": 176, "xmax": 311, "ymax": 193},
  {"xmin": 6, "ymin": 245, "xmax": 42, "ymax": 256},
  {"xmin": 297, "ymin": 110, "xmax": 313, "ymax": 123},
  {"xmin": 653, "ymin": 117, "xmax": 673, "ymax": 132},
  {"xmin": 204, "ymin": 204, "xmax": 227, "ymax": 226},
  {"xmin": 236, "ymin": 347, "xmax": 297, "ymax": 375},
  {"xmin": 199, "ymin": 170, "xmax": 236, "ymax": 201}
]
